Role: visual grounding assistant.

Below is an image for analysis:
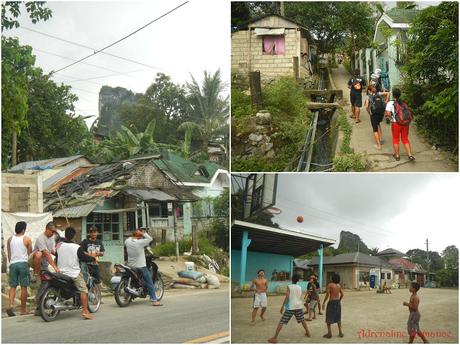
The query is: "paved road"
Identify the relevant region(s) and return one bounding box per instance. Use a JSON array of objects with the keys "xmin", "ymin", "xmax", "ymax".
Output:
[
  {"xmin": 330, "ymin": 64, "xmax": 457, "ymax": 172},
  {"xmin": 2, "ymin": 289, "xmax": 229, "ymax": 344}
]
